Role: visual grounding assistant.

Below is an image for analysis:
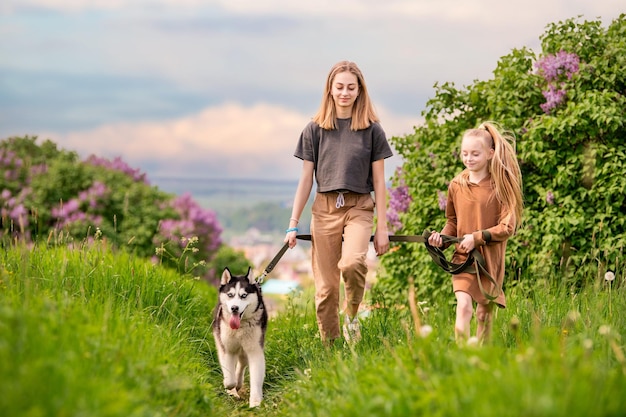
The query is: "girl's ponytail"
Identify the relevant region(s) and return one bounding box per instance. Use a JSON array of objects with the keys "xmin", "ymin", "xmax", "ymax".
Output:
[{"xmin": 482, "ymin": 122, "xmax": 524, "ymax": 229}]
